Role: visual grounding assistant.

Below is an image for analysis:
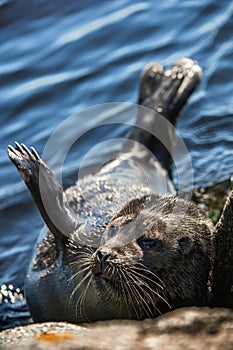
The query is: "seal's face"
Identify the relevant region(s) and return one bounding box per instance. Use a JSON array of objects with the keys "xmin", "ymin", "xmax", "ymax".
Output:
[
  {"xmin": 90, "ymin": 240, "xmax": 171, "ymax": 319},
  {"xmin": 67, "ymin": 195, "xmax": 213, "ymax": 321}
]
